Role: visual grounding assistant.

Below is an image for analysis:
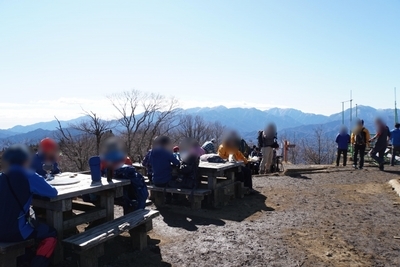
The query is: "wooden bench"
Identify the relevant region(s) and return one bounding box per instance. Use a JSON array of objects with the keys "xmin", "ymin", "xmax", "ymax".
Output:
[
  {"xmin": 0, "ymin": 240, "xmax": 35, "ymax": 267},
  {"xmin": 63, "ymin": 209, "xmax": 159, "ymax": 267},
  {"xmin": 147, "ymin": 185, "xmax": 211, "ymax": 210}
]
